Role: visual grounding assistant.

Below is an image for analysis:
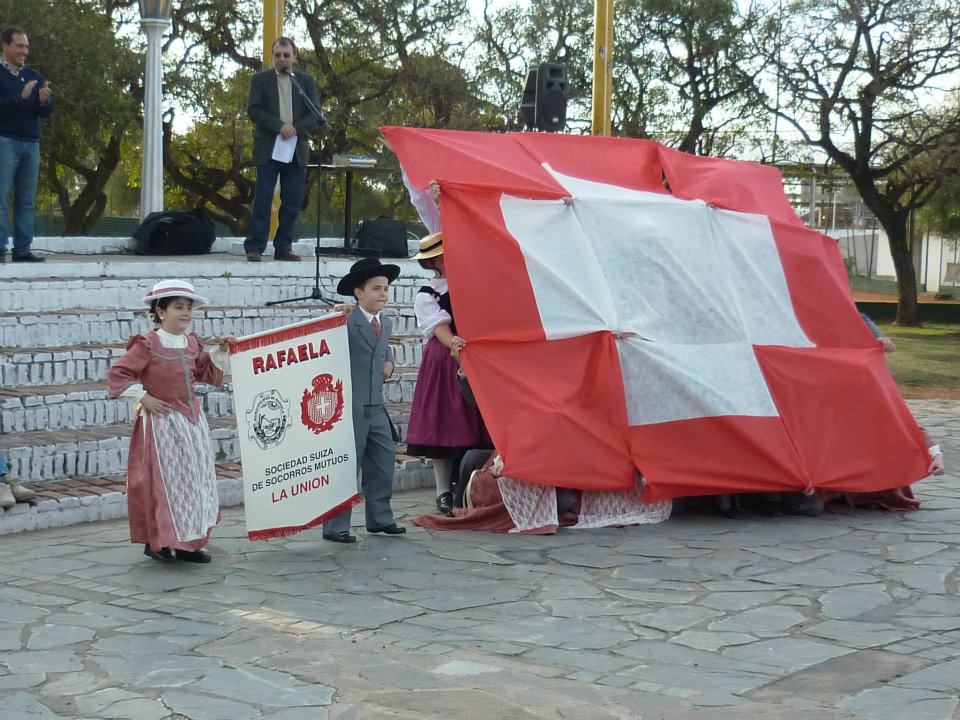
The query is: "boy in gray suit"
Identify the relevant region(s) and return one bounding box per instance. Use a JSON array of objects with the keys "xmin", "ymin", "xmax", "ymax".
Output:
[{"xmin": 323, "ymin": 258, "xmax": 405, "ymax": 543}]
